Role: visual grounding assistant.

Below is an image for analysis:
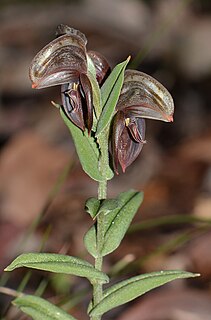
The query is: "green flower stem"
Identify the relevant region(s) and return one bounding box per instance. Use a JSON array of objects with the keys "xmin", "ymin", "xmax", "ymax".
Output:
[{"xmin": 91, "ymin": 130, "xmax": 109, "ymax": 320}]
